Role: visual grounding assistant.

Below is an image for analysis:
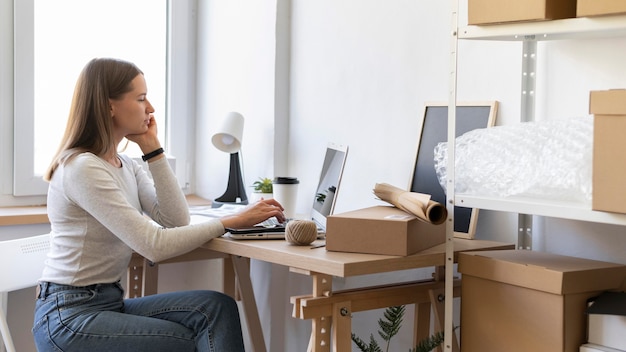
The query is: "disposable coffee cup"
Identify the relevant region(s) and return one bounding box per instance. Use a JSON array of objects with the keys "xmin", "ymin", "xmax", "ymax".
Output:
[{"xmin": 273, "ymin": 177, "xmax": 299, "ymax": 219}]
